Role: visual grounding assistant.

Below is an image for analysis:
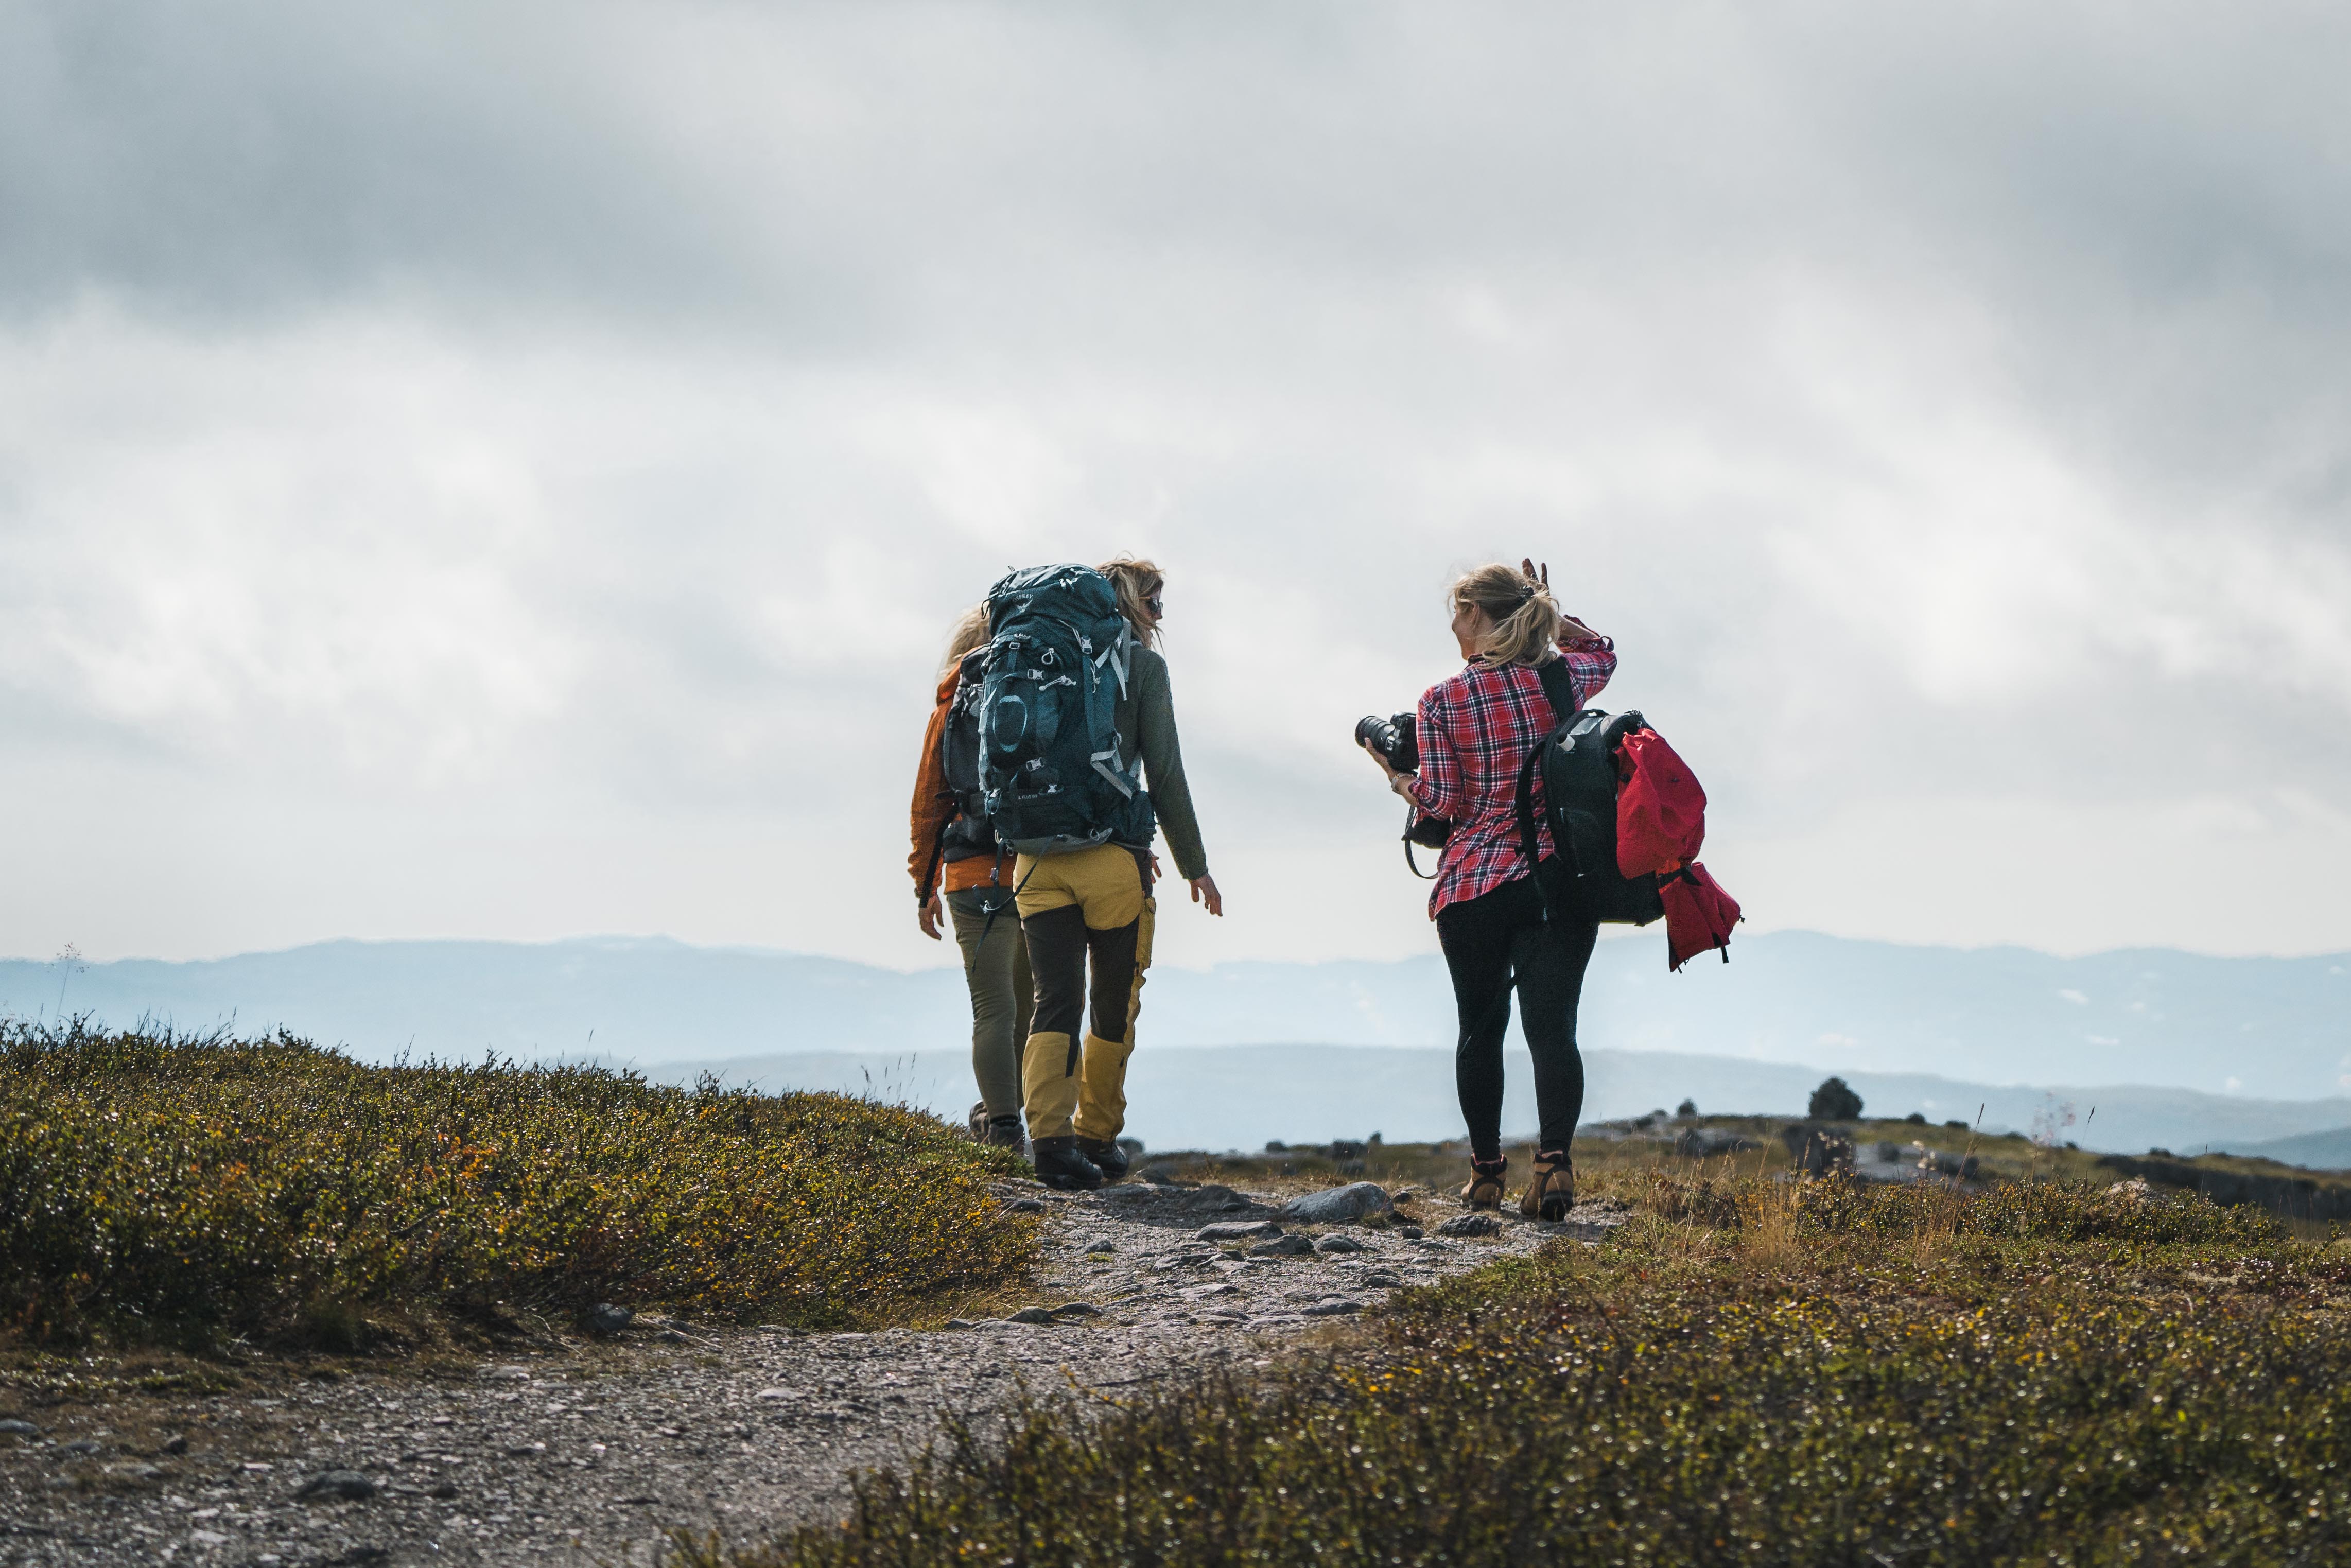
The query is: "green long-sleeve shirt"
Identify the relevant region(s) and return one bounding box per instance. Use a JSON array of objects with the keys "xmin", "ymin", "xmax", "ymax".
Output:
[{"xmin": 1114, "ymin": 646, "xmax": 1209, "ymax": 881}]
